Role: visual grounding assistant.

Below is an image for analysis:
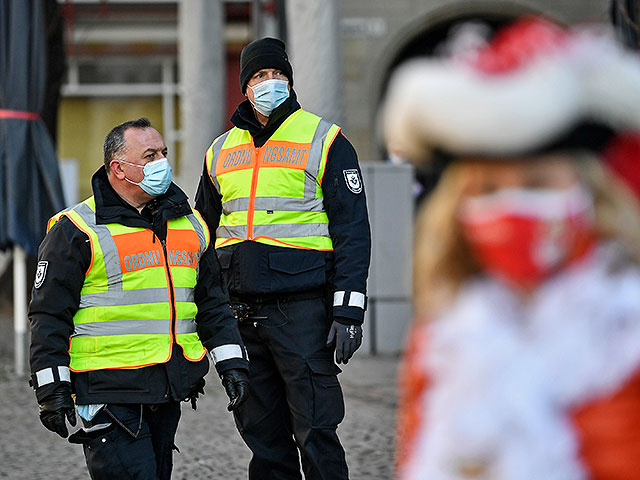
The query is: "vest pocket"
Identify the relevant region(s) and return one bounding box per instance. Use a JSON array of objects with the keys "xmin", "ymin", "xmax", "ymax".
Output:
[{"xmin": 268, "ymin": 250, "xmax": 326, "ymax": 291}]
